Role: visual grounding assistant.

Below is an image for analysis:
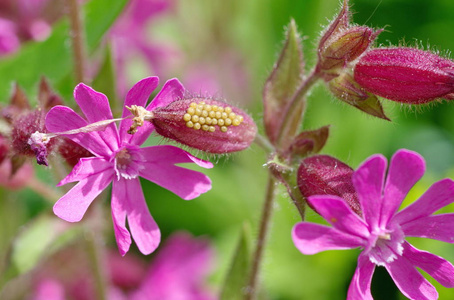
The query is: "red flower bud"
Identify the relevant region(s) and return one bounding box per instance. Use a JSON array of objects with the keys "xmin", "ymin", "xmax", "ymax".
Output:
[
  {"xmin": 151, "ymin": 98, "xmax": 257, "ymax": 153},
  {"xmin": 298, "ymin": 155, "xmax": 360, "ymax": 215},
  {"xmin": 354, "ymin": 48, "xmax": 454, "ymax": 104}
]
